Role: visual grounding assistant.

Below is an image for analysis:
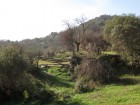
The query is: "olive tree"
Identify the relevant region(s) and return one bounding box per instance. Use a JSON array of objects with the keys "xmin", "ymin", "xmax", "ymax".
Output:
[
  {"xmin": 103, "ymin": 15, "xmax": 140, "ymax": 64},
  {"xmin": 62, "ymin": 16, "xmax": 90, "ymax": 53}
]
